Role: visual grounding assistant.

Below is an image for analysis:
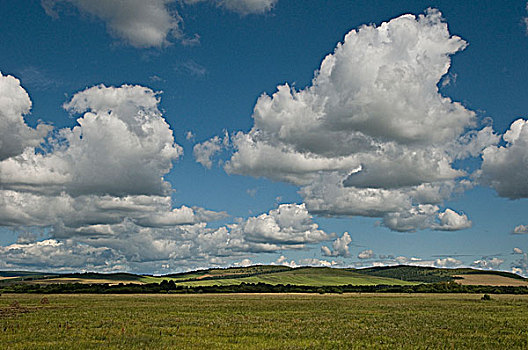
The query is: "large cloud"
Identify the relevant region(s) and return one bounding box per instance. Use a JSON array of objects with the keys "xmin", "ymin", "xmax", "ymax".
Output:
[
  {"xmin": 480, "ymin": 119, "xmax": 528, "ymax": 199},
  {"xmin": 1, "ymin": 84, "xmax": 182, "ymax": 197},
  {"xmin": 0, "ymin": 202, "xmax": 334, "ymax": 272},
  {"xmin": 0, "ymin": 72, "xmax": 51, "ymax": 161},
  {"xmin": 0, "ymin": 75, "xmax": 334, "ymax": 270},
  {"xmin": 42, "ymin": 0, "xmax": 182, "ymax": 48},
  {"xmin": 198, "ymin": 9, "xmax": 486, "ymax": 232}
]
